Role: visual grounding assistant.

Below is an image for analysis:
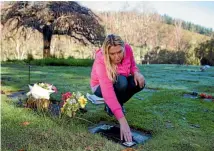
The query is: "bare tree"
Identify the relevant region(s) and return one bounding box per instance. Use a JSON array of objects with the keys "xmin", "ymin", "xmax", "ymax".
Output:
[
  {"xmin": 174, "ymin": 19, "xmax": 183, "ymax": 51},
  {"xmin": 1, "ymin": 17, "xmax": 32, "ymax": 60},
  {"xmin": 1, "ymin": 1, "xmax": 105, "ymax": 58}
]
